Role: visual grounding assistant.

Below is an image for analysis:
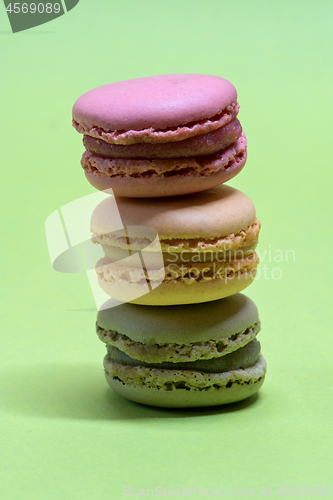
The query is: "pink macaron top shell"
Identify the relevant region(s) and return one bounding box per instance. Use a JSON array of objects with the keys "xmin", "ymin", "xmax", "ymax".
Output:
[{"xmin": 72, "ymin": 74, "xmax": 237, "ymax": 134}]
